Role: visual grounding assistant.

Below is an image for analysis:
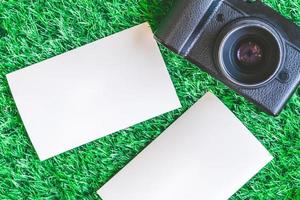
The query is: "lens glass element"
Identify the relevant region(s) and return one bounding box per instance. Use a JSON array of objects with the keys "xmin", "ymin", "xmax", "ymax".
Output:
[{"xmin": 236, "ymin": 41, "xmax": 263, "ymax": 67}]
